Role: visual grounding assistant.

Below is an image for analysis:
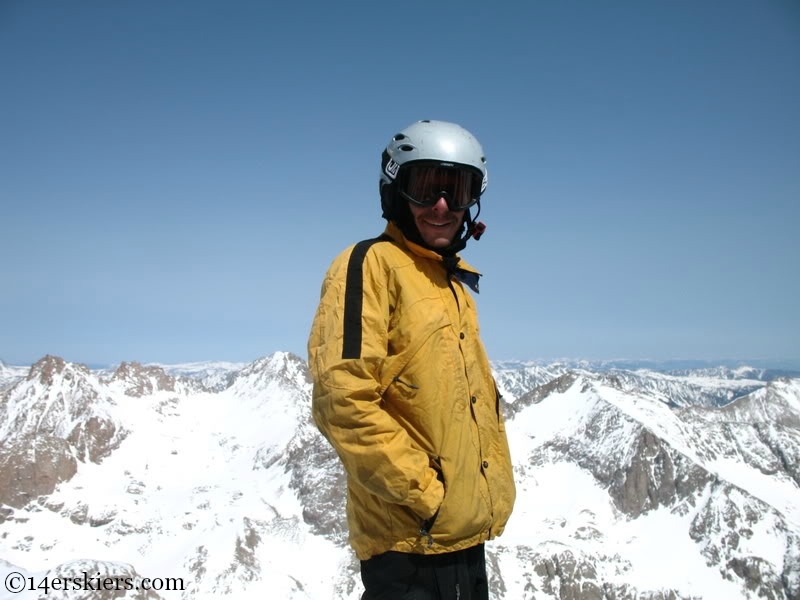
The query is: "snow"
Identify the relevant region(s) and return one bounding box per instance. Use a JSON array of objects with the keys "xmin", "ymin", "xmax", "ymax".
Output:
[
  {"xmin": 0, "ymin": 362, "xmax": 28, "ymax": 390},
  {"xmin": 613, "ymin": 505, "xmax": 743, "ymax": 598},
  {"xmin": 1, "ymin": 355, "xmax": 798, "ymax": 599},
  {"xmin": 493, "ymin": 459, "xmax": 749, "ymax": 599},
  {"xmin": 710, "ymin": 457, "xmax": 800, "ymax": 528},
  {"xmin": 496, "ymin": 370, "xmax": 800, "ymax": 599},
  {"xmin": 0, "ymin": 354, "xmax": 347, "ymax": 598}
]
